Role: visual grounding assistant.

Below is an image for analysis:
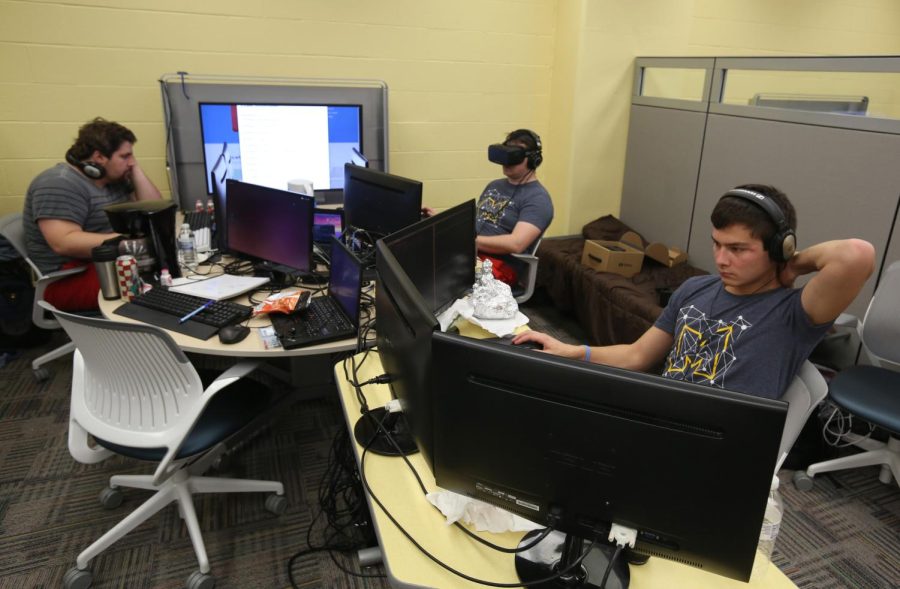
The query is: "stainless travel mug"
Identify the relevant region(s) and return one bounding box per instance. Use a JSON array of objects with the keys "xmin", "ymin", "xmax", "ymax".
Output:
[{"xmin": 92, "ymin": 244, "xmax": 121, "ymax": 300}]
